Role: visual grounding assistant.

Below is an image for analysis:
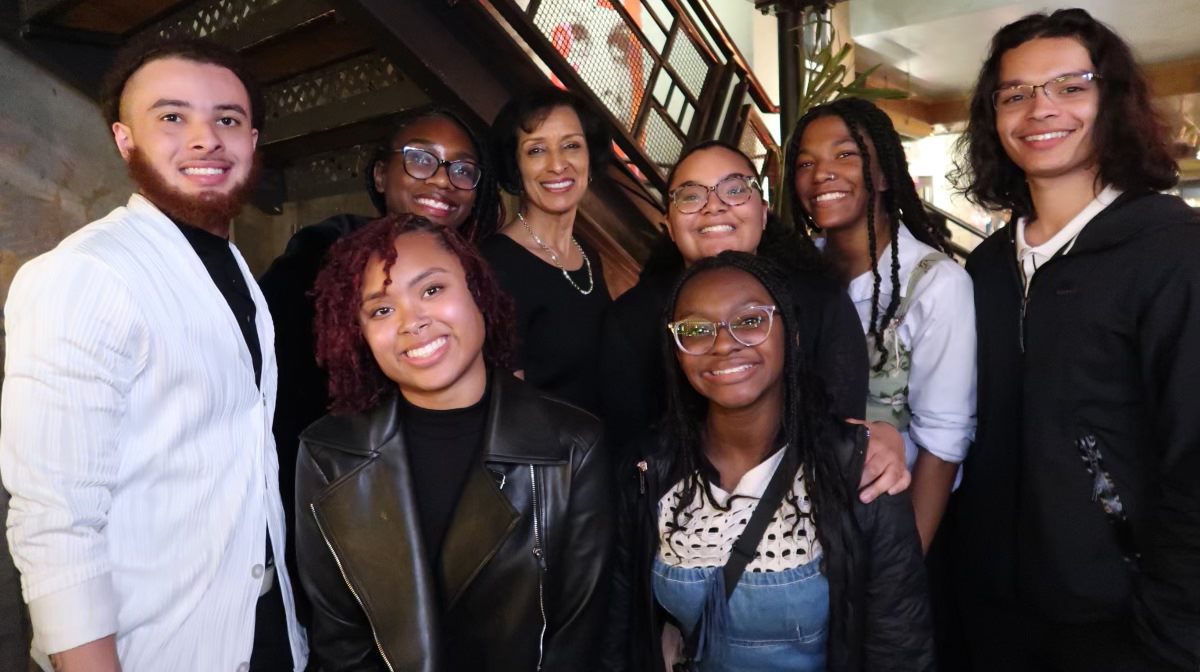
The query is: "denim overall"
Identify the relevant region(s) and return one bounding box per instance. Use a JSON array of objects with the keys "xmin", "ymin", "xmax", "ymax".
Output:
[{"xmin": 652, "ymin": 555, "xmax": 829, "ymax": 671}]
